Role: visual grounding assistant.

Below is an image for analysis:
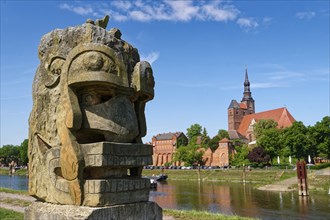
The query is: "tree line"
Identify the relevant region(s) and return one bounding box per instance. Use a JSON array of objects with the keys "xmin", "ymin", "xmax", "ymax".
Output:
[
  {"xmin": 0, "ymin": 139, "xmax": 28, "ymax": 166},
  {"xmin": 173, "ymin": 116, "xmax": 330, "ymax": 167},
  {"xmin": 1, "ymin": 116, "xmax": 328, "ymax": 167}
]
